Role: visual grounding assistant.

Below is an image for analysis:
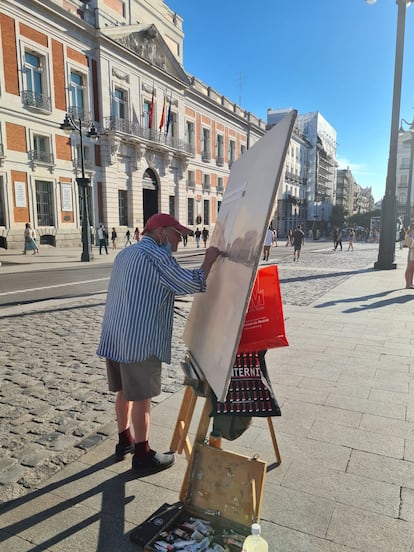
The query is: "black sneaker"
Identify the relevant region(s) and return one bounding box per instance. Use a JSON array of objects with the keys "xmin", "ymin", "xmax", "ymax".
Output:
[
  {"xmin": 115, "ymin": 442, "xmax": 134, "ymax": 461},
  {"xmin": 131, "ymin": 450, "xmax": 175, "ymax": 476}
]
